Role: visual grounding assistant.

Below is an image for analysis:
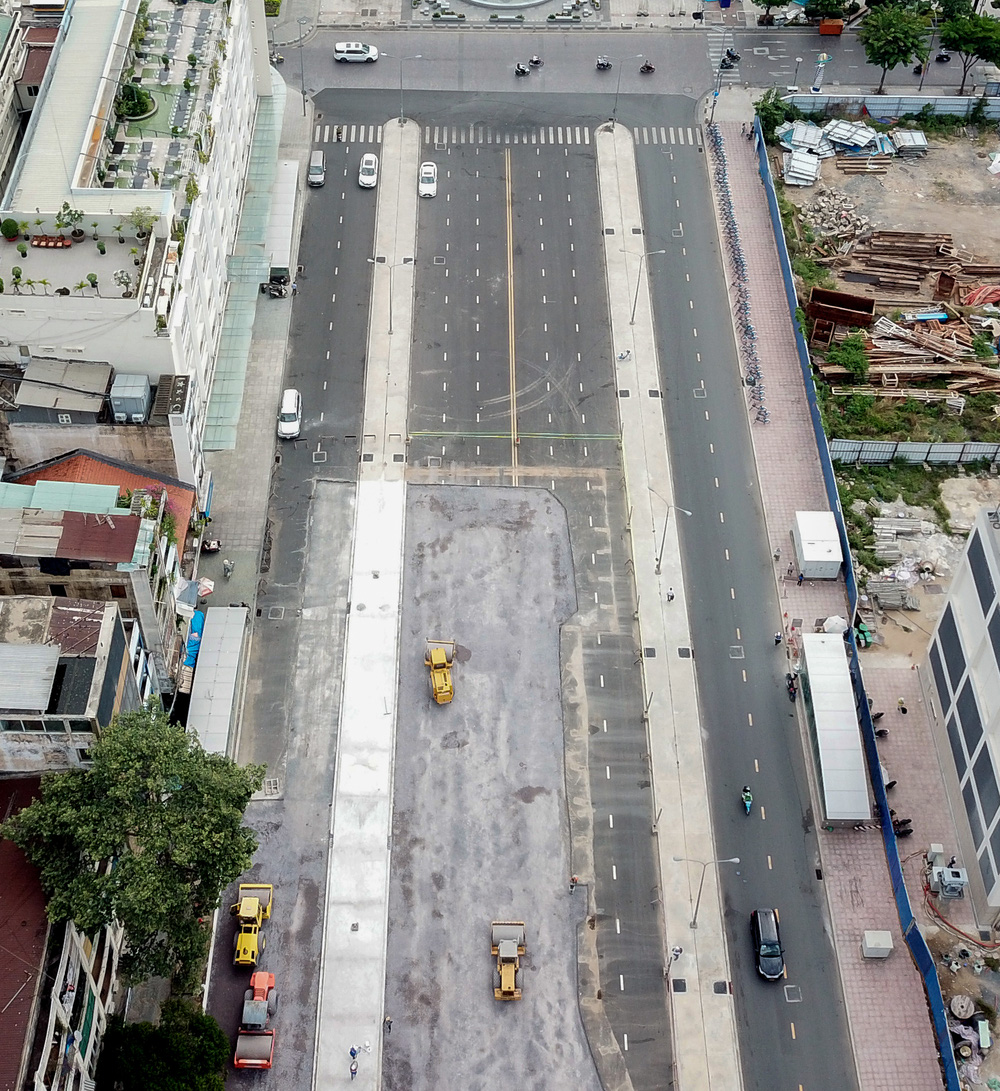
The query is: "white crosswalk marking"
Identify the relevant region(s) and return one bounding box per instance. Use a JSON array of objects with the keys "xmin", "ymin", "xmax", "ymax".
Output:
[{"xmin": 314, "ymin": 121, "xmax": 703, "ymax": 150}]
